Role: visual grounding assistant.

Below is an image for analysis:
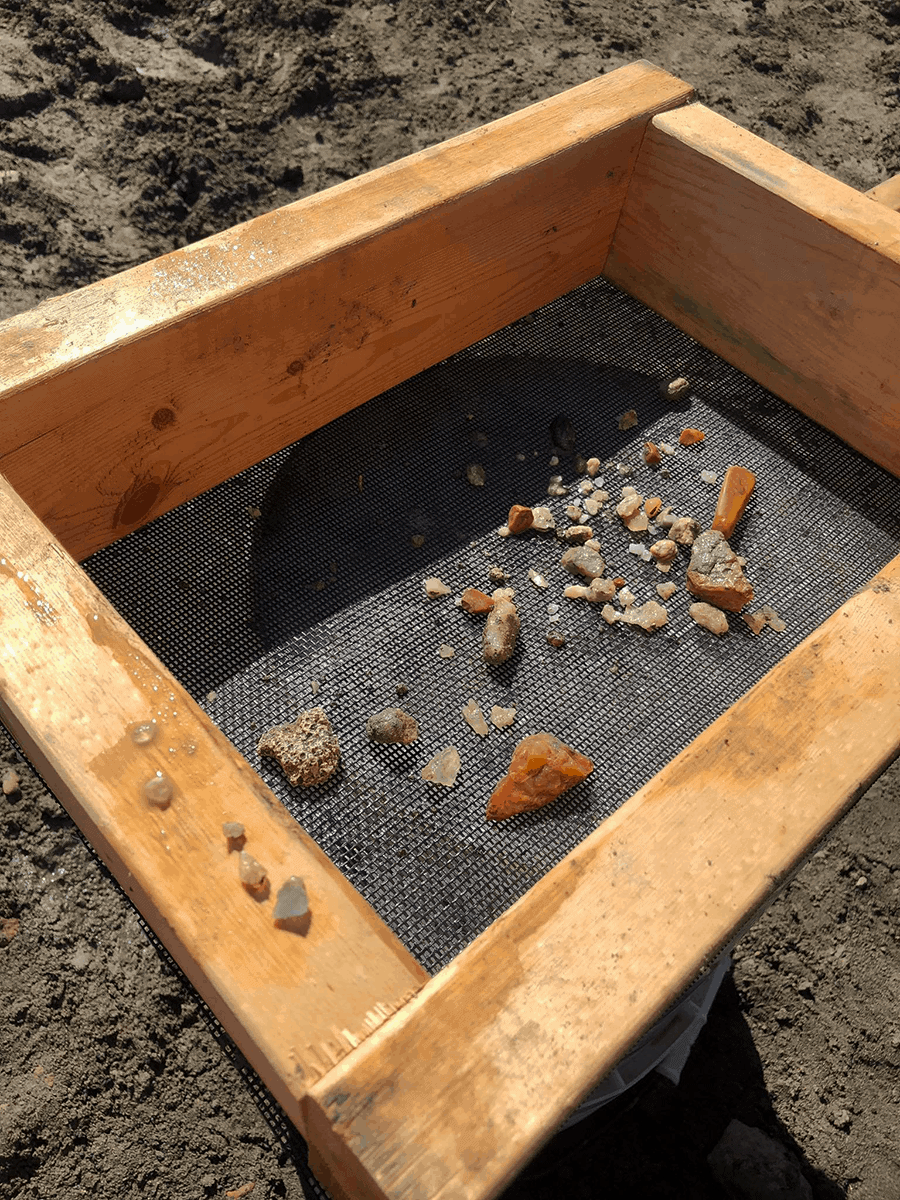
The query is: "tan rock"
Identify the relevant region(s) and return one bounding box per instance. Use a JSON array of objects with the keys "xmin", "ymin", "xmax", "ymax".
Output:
[
  {"xmin": 686, "ymin": 530, "xmax": 754, "ymax": 612},
  {"xmin": 689, "ymin": 602, "xmax": 729, "ymax": 635},
  {"xmin": 483, "ymin": 598, "xmax": 520, "ymax": 665}
]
